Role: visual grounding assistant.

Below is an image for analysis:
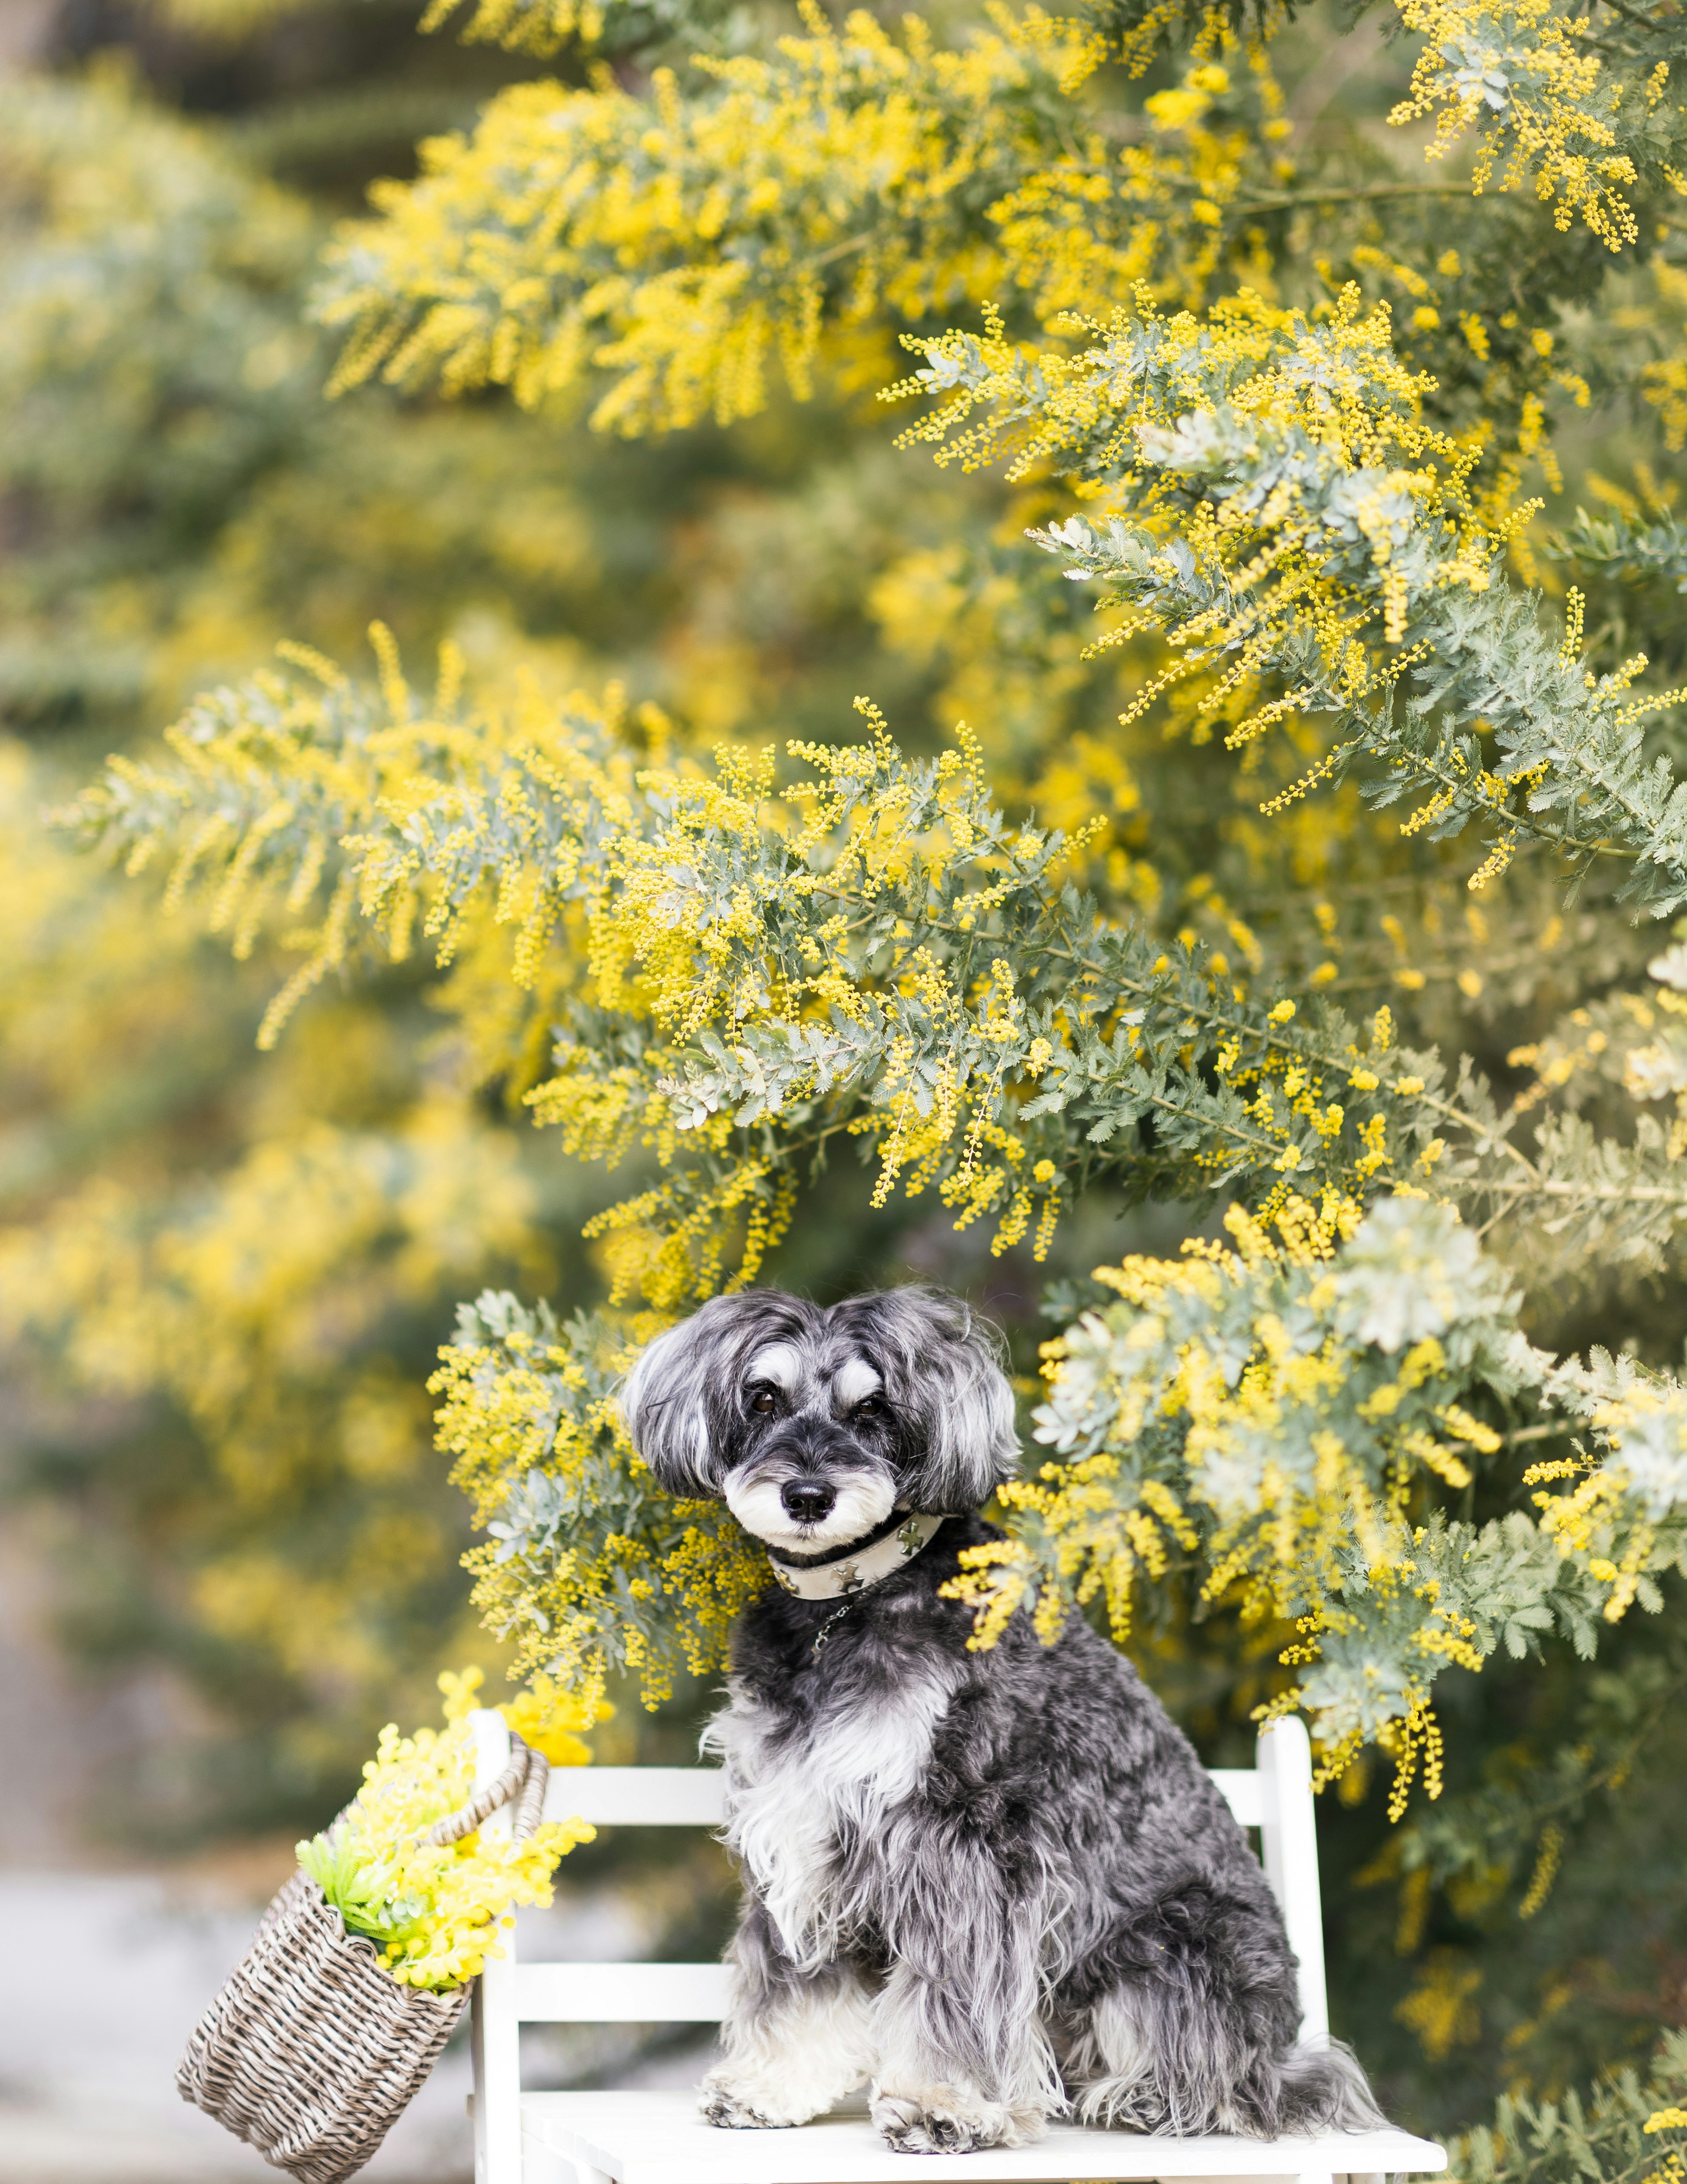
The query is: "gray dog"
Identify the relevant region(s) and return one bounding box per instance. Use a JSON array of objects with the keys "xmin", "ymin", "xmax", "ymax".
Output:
[{"xmin": 619, "ymin": 1284, "xmax": 1382, "ymax": 2156}]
